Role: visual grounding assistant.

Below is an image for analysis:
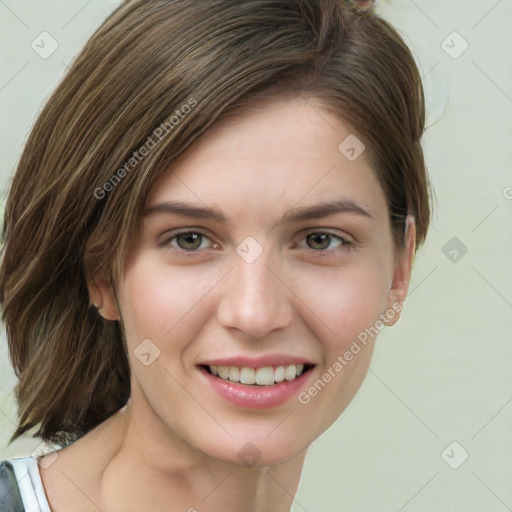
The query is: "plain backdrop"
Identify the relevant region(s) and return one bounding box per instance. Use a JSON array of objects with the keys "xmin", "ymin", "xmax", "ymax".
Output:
[{"xmin": 1, "ymin": 1, "xmax": 511, "ymax": 511}]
